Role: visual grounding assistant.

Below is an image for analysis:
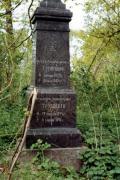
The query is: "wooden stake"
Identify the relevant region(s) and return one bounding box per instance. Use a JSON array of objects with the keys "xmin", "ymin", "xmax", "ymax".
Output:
[{"xmin": 8, "ymin": 88, "xmax": 37, "ymax": 180}]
